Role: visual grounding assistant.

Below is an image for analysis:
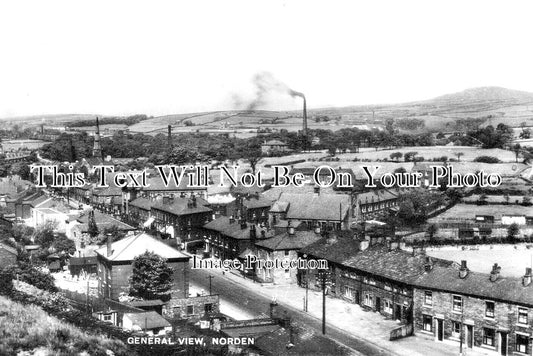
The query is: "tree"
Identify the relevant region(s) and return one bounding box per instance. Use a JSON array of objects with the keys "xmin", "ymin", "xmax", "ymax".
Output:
[
  {"xmin": 87, "ymin": 210, "xmax": 99, "ymax": 239},
  {"xmin": 129, "ymin": 251, "xmax": 174, "ymax": 301},
  {"xmin": 404, "ymin": 151, "xmax": 418, "ymax": 162},
  {"xmin": 34, "ymin": 221, "xmax": 59, "ymax": 249},
  {"xmin": 478, "ymin": 194, "xmax": 488, "ymax": 205},
  {"xmin": 507, "ymin": 223, "xmax": 519, "ymax": 243},
  {"xmin": 427, "ymin": 224, "xmax": 438, "ymax": 243},
  {"xmin": 522, "ymin": 196, "xmax": 532, "ymax": 206},
  {"xmin": 238, "ymin": 139, "xmax": 263, "ymax": 174},
  {"xmin": 503, "ymin": 194, "xmax": 510, "ymax": 205},
  {"xmin": 455, "ymin": 151, "xmax": 464, "ymax": 162},
  {"xmin": 512, "ymin": 144, "xmax": 521, "ymax": 163},
  {"xmin": 390, "ymin": 152, "xmax": 403, "ymax": 161}
]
